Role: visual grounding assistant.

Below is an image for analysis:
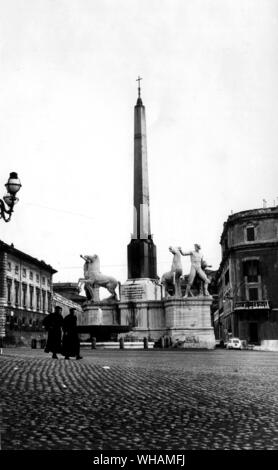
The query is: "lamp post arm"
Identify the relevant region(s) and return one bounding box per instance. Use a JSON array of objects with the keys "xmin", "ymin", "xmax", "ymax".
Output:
[
  {"xmin": 224, "ymin": 280, "xmax": 246, "ymax": 302},
  {"xmin": 232, "ymin": 280, "xmax": 246, "ymax": 297},
  {"xmin": 0, "ymin": 199, "xmax": 14, "ymax": 223}
]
